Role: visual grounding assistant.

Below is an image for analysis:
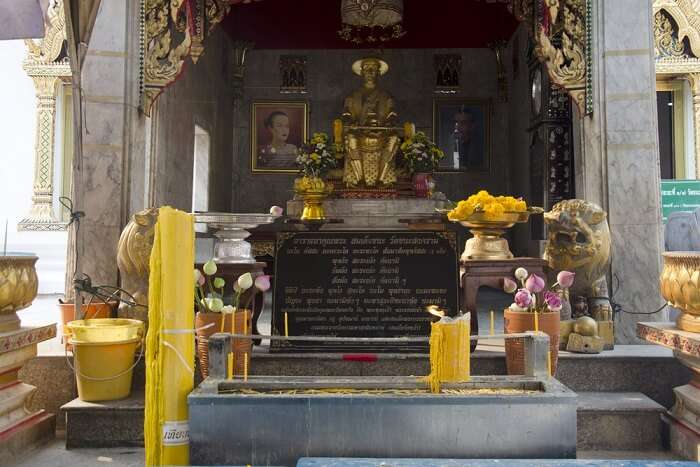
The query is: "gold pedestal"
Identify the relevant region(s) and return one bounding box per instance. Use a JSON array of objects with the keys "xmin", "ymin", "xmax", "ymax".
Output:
[
  {"xmin": 463, "ymin": 227, "xmax": 513, "ymax": 261},
  {"xmin": 455, "ymin": 210, "xmax": 540, "ymax": 262},
  {"xmin": 301, "ymin": 193, "xmax": 326, "ymax": 221}
]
